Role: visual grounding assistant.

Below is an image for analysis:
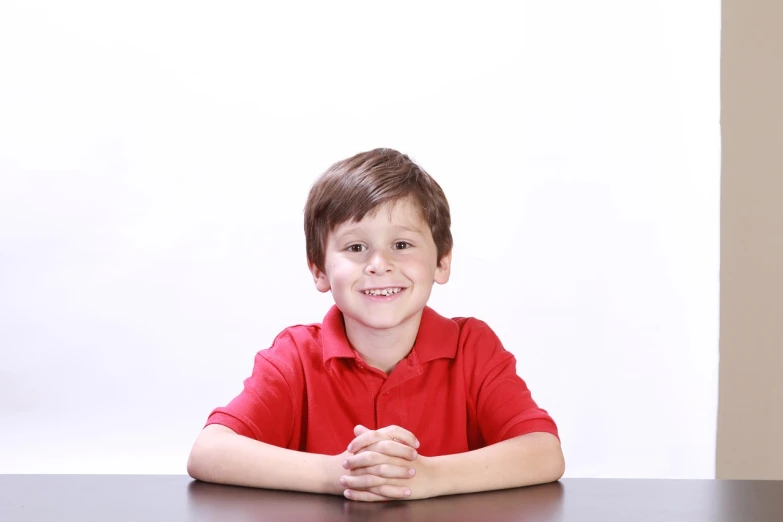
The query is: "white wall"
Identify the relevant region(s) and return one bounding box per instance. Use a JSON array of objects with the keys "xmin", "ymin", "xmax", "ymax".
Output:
[{"xmin": 0, "ymin": 1, "xmax": 720, "ymax": 478}]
